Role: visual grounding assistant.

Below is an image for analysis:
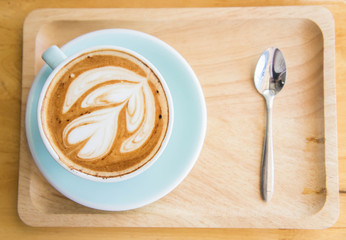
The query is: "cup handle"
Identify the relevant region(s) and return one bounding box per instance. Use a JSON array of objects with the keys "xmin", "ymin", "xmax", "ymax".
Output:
[{"xmin": 42, "ymin": 45, "xmax": 67, "ymax": 69}]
